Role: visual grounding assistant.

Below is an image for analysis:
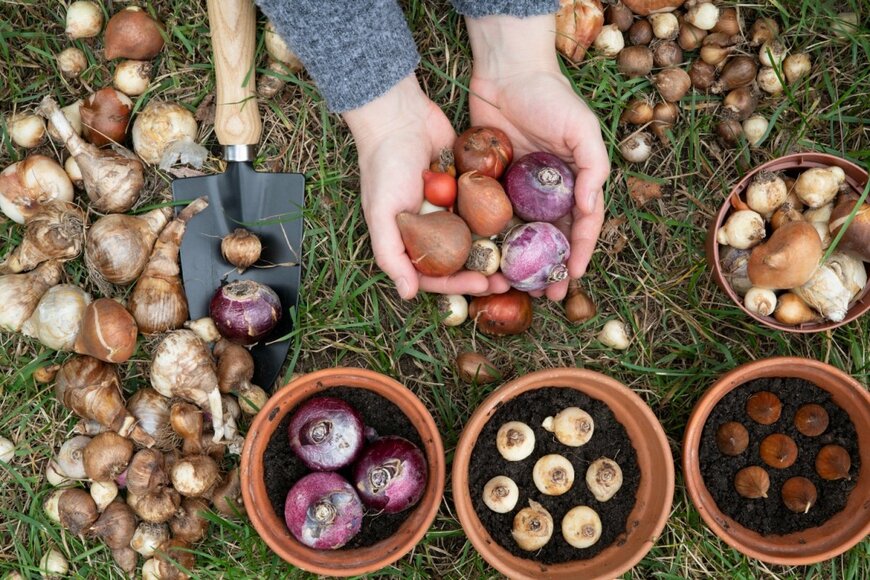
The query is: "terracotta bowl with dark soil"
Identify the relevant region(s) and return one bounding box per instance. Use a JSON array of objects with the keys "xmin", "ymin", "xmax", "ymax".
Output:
[
  {"xmin": 240, "ymin": 368, "xmax": 446, "ymax": 577},
  {"xmin": 453, "ymin": 368, "xmax": 674, "ymax": 580},
  {"xmin": 683, "ymin": 357, "xmax": 870, "ymax": 565},
  {"xmin": 706, "ymin": 152, "xmax": 870, "ymax": 333}
]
